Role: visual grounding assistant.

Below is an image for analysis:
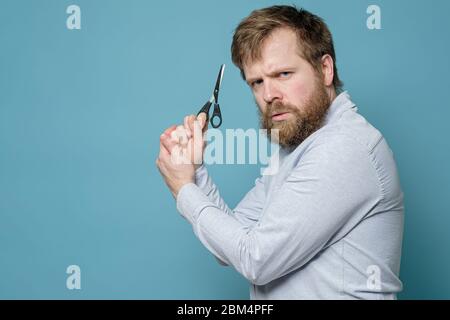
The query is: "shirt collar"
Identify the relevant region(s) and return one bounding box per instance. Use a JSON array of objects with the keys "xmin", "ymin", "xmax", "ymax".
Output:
[{"xmin": 323, "ymin": 90, "xmax": 357, "ymax": 126}]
